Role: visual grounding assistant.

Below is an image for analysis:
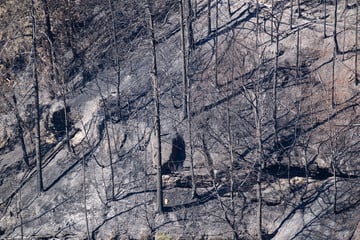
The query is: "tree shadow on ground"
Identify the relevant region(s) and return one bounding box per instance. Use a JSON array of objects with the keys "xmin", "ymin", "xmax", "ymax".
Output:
[
  {"xmin": 163, "ymin": 189, "xmax": 217, "ymax": 213},
  {"xmin": 266, "ymin": 182, "xmax": 332, "ymax": 239}
]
